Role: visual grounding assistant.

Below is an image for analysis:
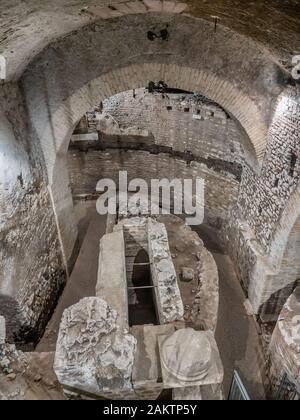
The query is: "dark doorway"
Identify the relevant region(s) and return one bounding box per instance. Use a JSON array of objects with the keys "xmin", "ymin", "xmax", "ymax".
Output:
[{"xmin": 128, "ymin": 249, "xmax": 158, "ymax": 327}]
